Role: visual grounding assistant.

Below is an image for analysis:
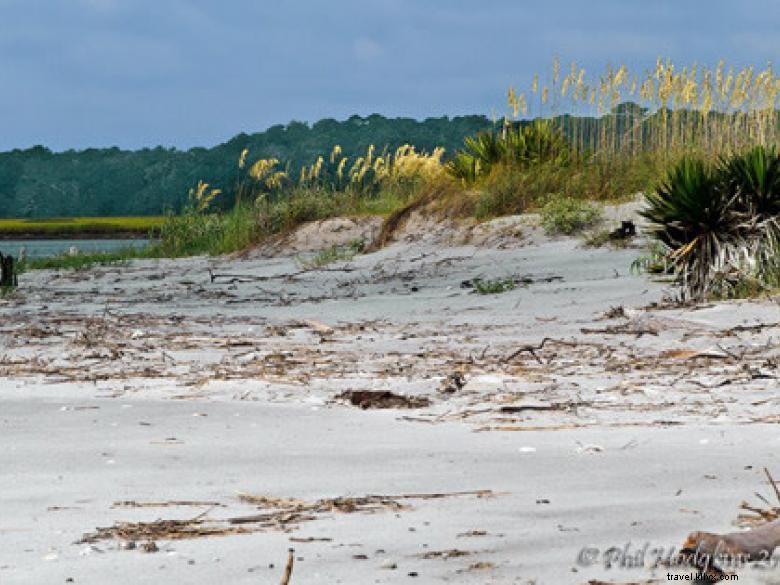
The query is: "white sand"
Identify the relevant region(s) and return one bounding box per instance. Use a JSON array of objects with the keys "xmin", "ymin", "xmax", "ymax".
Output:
[{"xmin": 1, "ymin": 208, "xmax": 779, "ymax": 584}]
